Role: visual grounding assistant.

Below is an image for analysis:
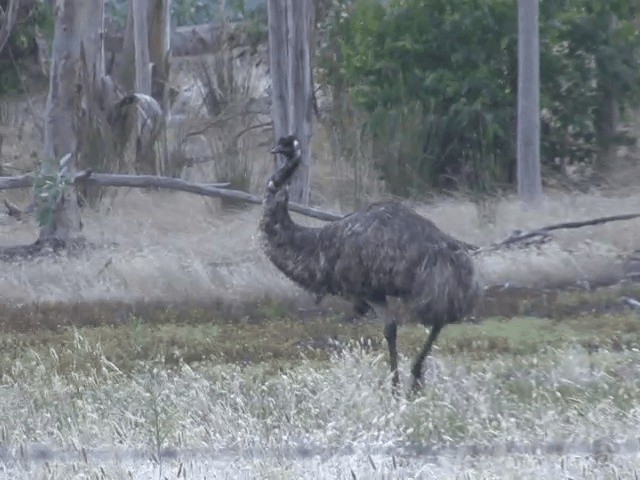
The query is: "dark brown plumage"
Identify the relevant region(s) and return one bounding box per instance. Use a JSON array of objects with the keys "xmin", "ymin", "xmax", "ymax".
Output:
[{"xmin": 261, "ymin": 135, "xmax": 480, "ymax": 392}]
